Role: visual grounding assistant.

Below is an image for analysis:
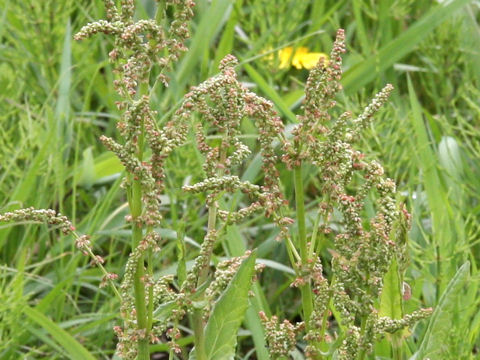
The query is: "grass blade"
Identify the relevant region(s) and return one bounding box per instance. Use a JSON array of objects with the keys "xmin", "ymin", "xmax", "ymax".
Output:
[
  {"xmin": 413, "ymin": 262, "xmax": 470, "ymax": 359},
  {"xmin": 342, "ymin": 0, "xmax": 473, "ymax": 93},
  {"xmin": 408, "ymin": 76, "xmax": 455, "ymax": 295},
  {"xmin": 23, "ymin": 305, "xmax": 96, "ymax": 360}
]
